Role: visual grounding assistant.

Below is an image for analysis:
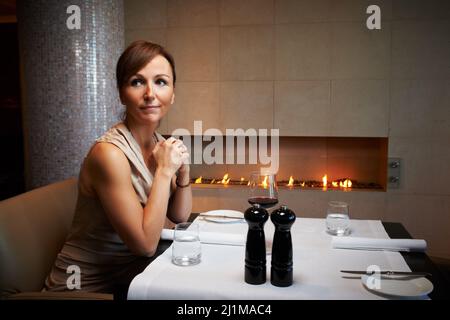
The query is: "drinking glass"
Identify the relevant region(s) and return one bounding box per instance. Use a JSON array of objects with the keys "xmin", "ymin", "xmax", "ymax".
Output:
[
  {"xmin": 248, "ymin": 171, "xmax": 279, "ymax": 209},
  {"xmin": 326, "ymin": 201, "xmax": 350, "ymax": 236},
  {"xmin": 172, "ymin": 222, "xmax": 201, "ymax": 266}
]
